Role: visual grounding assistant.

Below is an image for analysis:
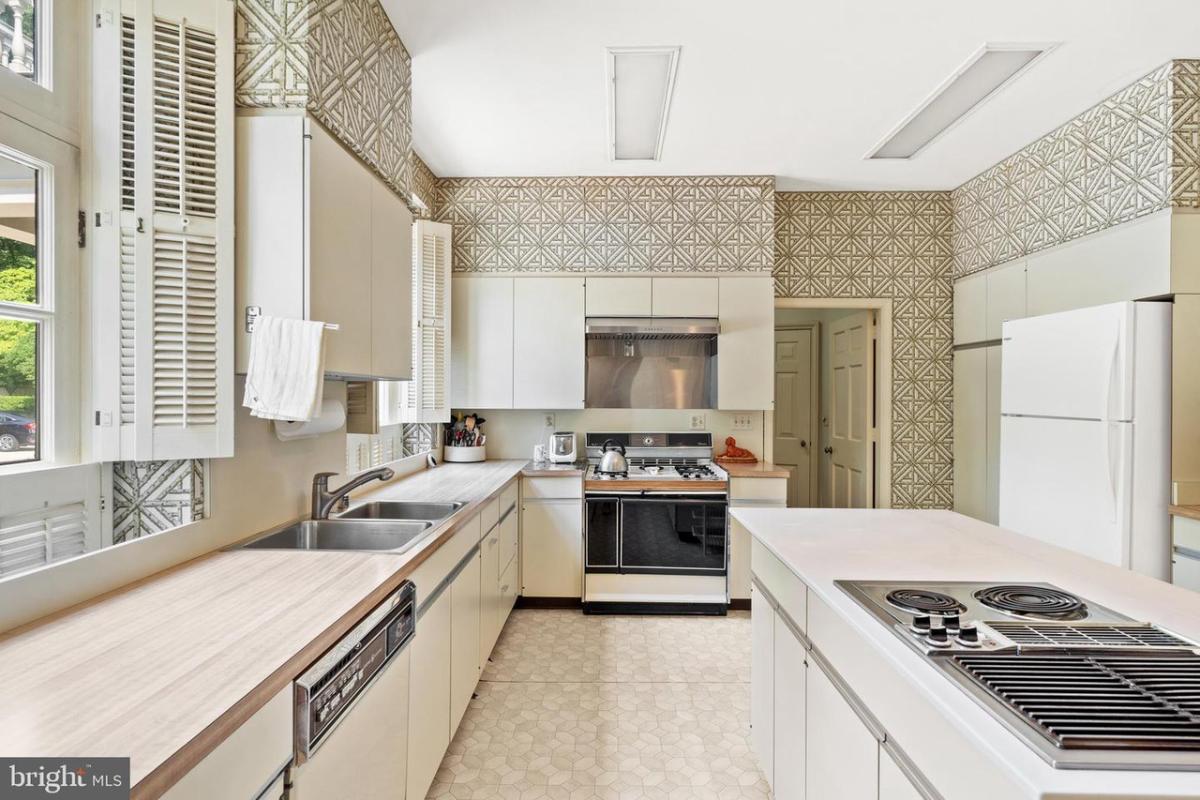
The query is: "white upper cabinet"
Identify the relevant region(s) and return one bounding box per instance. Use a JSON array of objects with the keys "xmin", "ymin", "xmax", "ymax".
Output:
[
  {"xmin": 985, "ymin": 262, "xmax": 1026, "ymax": 342},
  {"xmin": 514, "ymin": 278, "xmax": 586, "ymax": 409},
  {"xmin": 396, "ymin": 221, "xmax": 452, "ymax": 422},
  {"xmin": 718, "ymin": 277, "xmax": 774, "ymax": 410},
  {"xmin": 451, "ymin": 277, "xmax": 514, "ymax": 409},
  {"xmin": 953, "ymin": 272, "xmax": 986, "ymax": 346},
  {"xmin": 585, "ymin": 277, "xmax": 652, "ymax": 316},
  {"xmin": 90, "ymin": 0, "xmax": 235, "ymax": 460},
  {"xmin": 234, "ymin": 114, "xmax": 413, "ymax": 381},
  {"xmin": 652, "ymin": 277, "xmax": 718, "ymax": 316}
]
